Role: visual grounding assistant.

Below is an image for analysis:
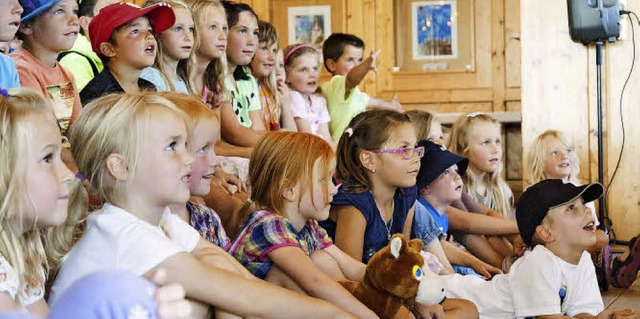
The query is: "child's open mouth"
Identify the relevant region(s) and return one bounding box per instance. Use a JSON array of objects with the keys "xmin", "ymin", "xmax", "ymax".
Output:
[
  {"xmin": 145, "ymin": 45, "xmax": 156, "ymax": 54},
  {"xmin": 583, "ymin": 221, "xmax": 596, "ymax": 232}
]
